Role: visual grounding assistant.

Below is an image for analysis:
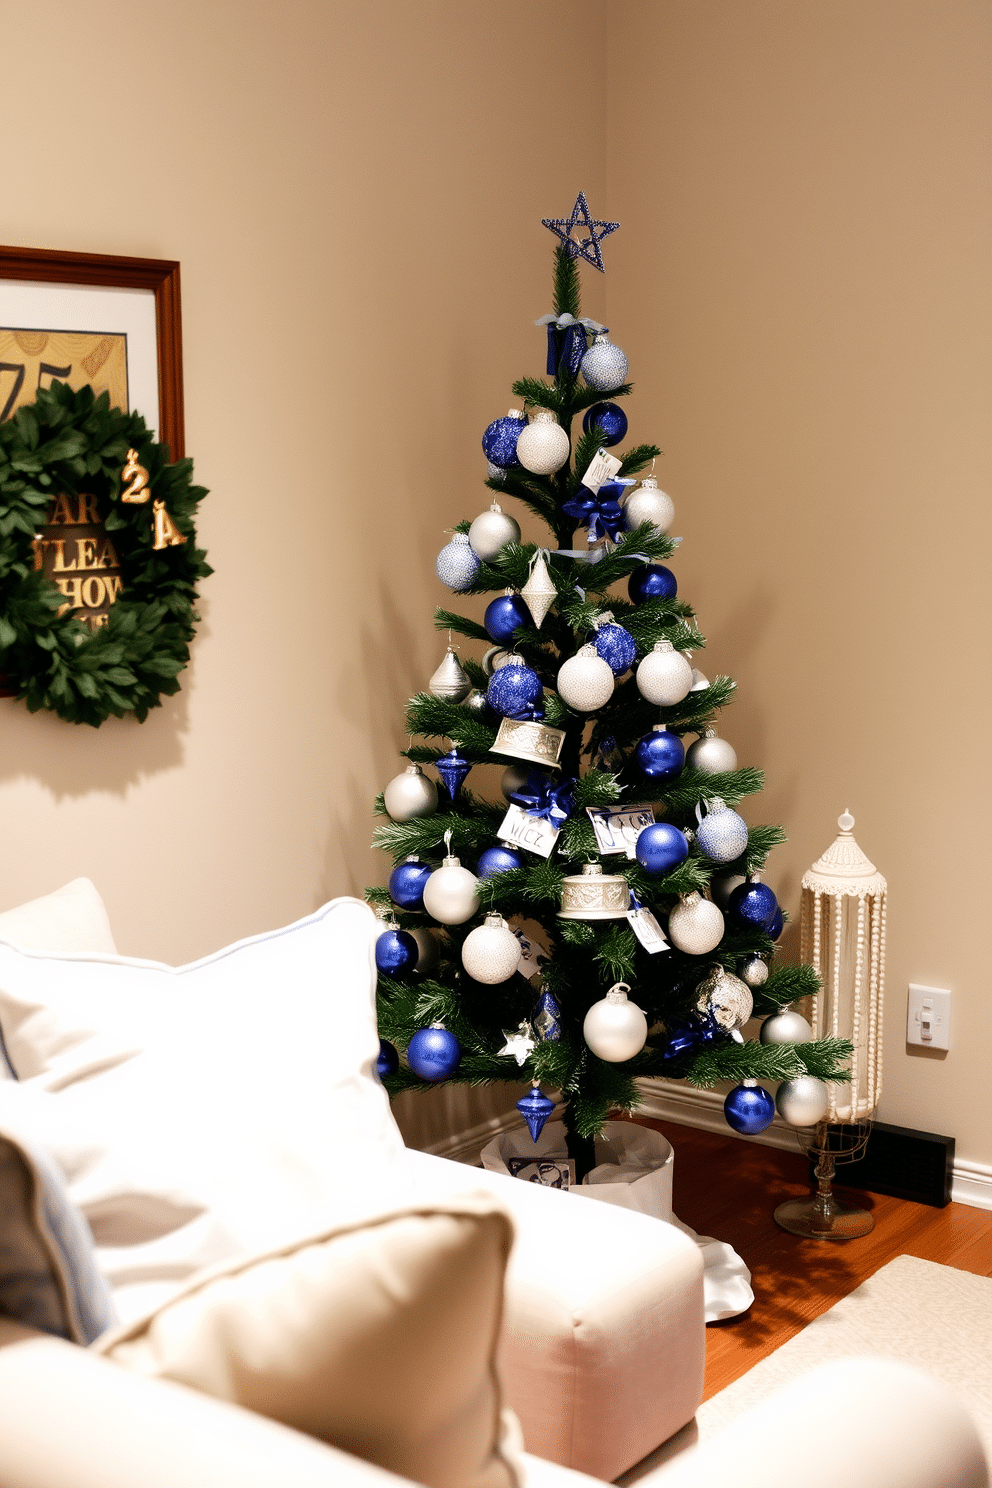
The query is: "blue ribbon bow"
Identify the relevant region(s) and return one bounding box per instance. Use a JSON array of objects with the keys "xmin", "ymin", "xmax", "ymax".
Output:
[
  {"xmin": 510, "ymin": 770, "xmax": 577, "ymax": 825},
  {"xmin": 534, "ymin": 313, "xmax": 606, "ymax": 378},
  {"xmin": 561, "ymin": 486, "xmax": 627, "ymax": 543}
]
